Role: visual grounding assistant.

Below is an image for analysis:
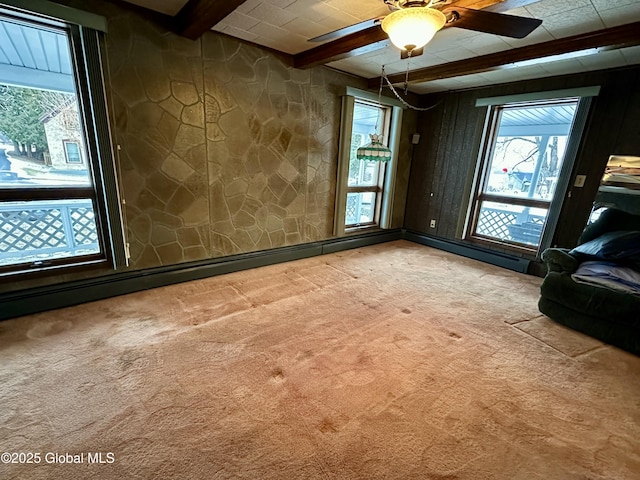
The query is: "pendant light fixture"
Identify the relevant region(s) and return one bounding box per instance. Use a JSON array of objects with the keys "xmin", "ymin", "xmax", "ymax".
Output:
[
  {"xmin": 356, "ymin": 133, "xmax": 393, "ymax": 162},
  {"xmin": 356, "ymin": 66, "xmax": 393, "ymax": 163}
]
